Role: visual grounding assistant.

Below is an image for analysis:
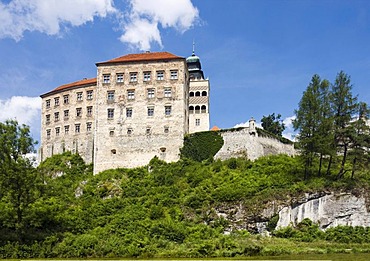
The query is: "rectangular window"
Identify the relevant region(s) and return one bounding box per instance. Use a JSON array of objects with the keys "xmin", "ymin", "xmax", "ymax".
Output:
[
  {"xmin": 54, "ymin": 97, "xmax": 60, "ymax": 106},
  {"xmin": 147, "ymin": 107, "xmax": 154, "ymax": 116},
  {"xmin": 116, "ymin": 73, "xmax": 124, "ymax": 83},
  {"xmin": 54, "ymin": 112, "xmax": 59, "ymax": 122},
  {"xmin": 87, "ymin": 106, "xmax": 93, "ymax": 117},
  {"xmin": 86, "ymin": 122, "xmax": 92, "ymax": 132},
  {"xmin": 64, "ymin": 110, "xmax": 69, "ymax": 119},
  {"xmin": 147, "ymin": 88, "xmax": 155, "ymax": 99},
  {"xmin": 103, "ymin": 74, "xmax": 110, "ymax": 83},
  {"xmin": 77, "ymin": 92, "xmax": 83, "ymax": 101},
  {"xmin": 195, "ymin": 119, "xmax": 200, "ymax": 126},
  {"xmin": 170, "ymin": 70, "xmax": 178, "ymax": 80},
  {"xmin": 64, "ymin": 125, "xmax": 69, "ymax": 134},
  {"xmin": 164, "ymin": 88, "xmax": 172, "ymax": 97},
  {"xmin": 157, "ymin": 71, "xmax": 164, "ymax": 80},
  {"xmin": 130, "ymin": 72, "xmax": 137, "ymax": 82},
  {"xmin": 46, "ymin": 129, "xmax": 51, "ymax": 139},
  {"xmin": 63, "ymin": 95, "xmax": 69, "ymax": 104},
  {"xmin": 127, "ymin": 128, "xmax": 133, "ymax": 135},
  {"xmin": 165, "ymin": 106, "xmax": 172, "ymax": 116},
  {"xmin": 87, "ymin": 90, "xmax": 93, "ymax": 100},
  {"xmin": 146, "ymin": 127, "xmax": 151, "ymax": 135},
  {"xmin": 75, "ymin": 124, "xmax": 81, "ymax": 133},
  {"xmin": 108, "ymin": 108, "xmax": 114, "ymax": 119},
  {"xmin": 46, "ymin": 114, "xmax": 50, "ymax": 123},
  {"xmin": 107, "ymin": 91, "xmax": 115, "ymax": 102},
  {"xmin": 46, "ymin": 99, "xmax": 51, "ymax": 109},
  {"xmin": 127, "ymin": 90, "xmax": 135, "ymax": 100},
  {"xmin": 126, "ymin": 108, "xmax": 132, "ymax": 118},
  {"xmin": 144, "ymin": 71, "xmax": 151, "ymax": 81},
  {"xmin": 164, "ymin": 126, "xmax": 169, "ymax": 133},
  {"xmin": 55, "ymin": 127, "xmax": 60, "ymax": 136},
  {"xmin": 76, "ymin": 107, "xmax": 82, "ymax": 117}
]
